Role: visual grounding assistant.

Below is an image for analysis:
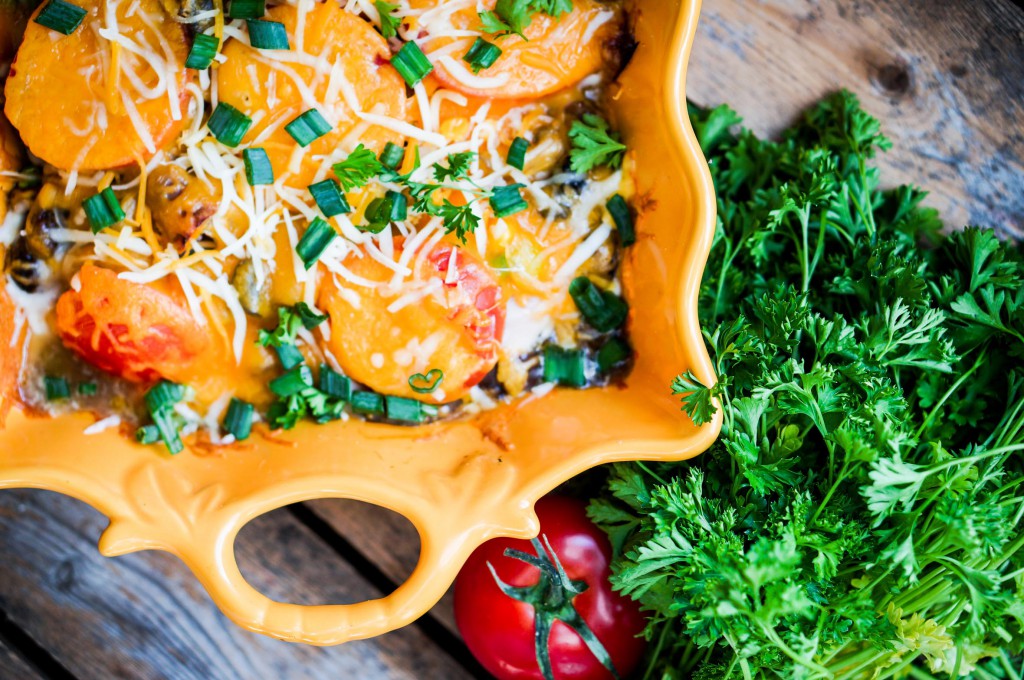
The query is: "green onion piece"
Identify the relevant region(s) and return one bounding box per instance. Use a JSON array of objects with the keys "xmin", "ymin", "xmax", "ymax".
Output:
[
  {"xmin": 44, "ymin": 376, "xmax": 70, "ymax": 401},
  {"xmin": 267, "ymin": 396, "xmax": 304, "ymax": 431},
  {"xmin": 224, "ymin": 398, "xmax": 255, "ymax": 441},
  {"xmin": 228, "ymin": 0, "xmax": 264, "ymax": 19},
  {"xmin": 185, "ymin": 33, "xmax": 220, "ymax": 70},
  {"xmin": 34, "ymin": 0, "xmax": 87, "ymax": 35},
  {"xmin": 275, "ymin": 344, "xmax": 304, "ymax": 370},
  {"xmin": 295, "ymin": 302, "xmax": 328, "ymax": 329},
  {"xmin": 320, "ymin": 365, "xmax": 352, "ymax": 401},
  {"xmin": 379, "ymin": 142, "xmax": 406, "ymax": 170},
  {"xmin": 385, "ymin": 395, "xmax": 433, "ymax": 423},
  {"xmin": 243, "ymin": 148, "xmax": 275, "ymax": 186},
  {"xmin": 145, "ymin": 381, "xmax": 187, "ymax": 413},
  {"xmin": 606, "ymin": 194, "xmax": 635, "ymax": 247},
  {"xmin": 351, "ymin": 391, "xmax": 385, "ymax": 416},
  {"xmin": 78, "ymin": 382, "xmax": 98, "ymax": 396},
  {"xmin": 83, "ymin": 187, "xmax": 125, "ymax": 233},
  {"xmin": 408, "ymin": 369, "xmax": 444, "ymax": 394},
  {"xmin": 543, "ymin": 345, "xmax": 586, "ymax": 388},
  {"xmin": 296, "ymin": 218, "xmax": 337, "ymax": 270},
  {"xmin": 208, "ymin": 102, "xmax": 253, "ymax": 147},
  {"xmin": 597, "ymin": 337, "xmax": 631, "ymax": 374},
  {"xmin": 489, "ymin": 184, "xmax": 528, "ymax": 218},
  {"xmin": 569, "ymin": 277, "xmax": 629, "ymax": 332},
  {"xmin": 285, "ymin": 109, "xmax": 332, "ymax": 147},
  {"xmin": 247, "ymin": 19, "xmax": 289, "ymax": 50},
  {"xmin": 463, "ymin": 37, "xmax": 502, "ymax": 74},
  {"xmin": 307, "ymin": 180, "xmax": 351, "ymax": 217},
  {"xmin": 270, "ymin": 365, "xmax": 314, "ymax": 397},
  {"xmin": 391, "ymin": 41, "xmax": 433, "ymax": 87},
  {"xmin": 152, "ymin": 409, "xmax": 184, "ymax": 454},
  {"xmin": 506, "ymin": 137, "xmax": 528, "ymax": 171},
  {"xmin": 136, "ymin": 425, "xmax": 161, "ymax": 445}
]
